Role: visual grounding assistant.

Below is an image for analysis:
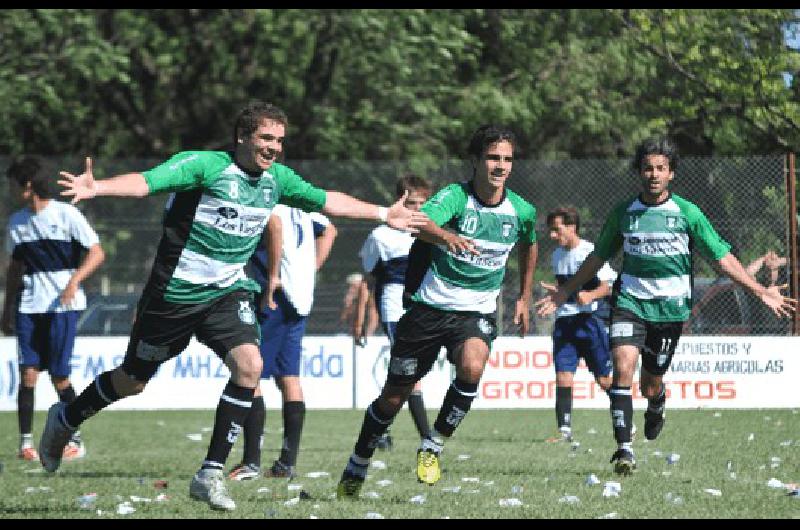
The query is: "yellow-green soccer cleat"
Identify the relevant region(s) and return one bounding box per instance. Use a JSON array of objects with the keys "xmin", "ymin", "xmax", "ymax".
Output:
[
  {"xmin": 336, "ymin": 470, "xmax": 365, "ymax": 499},
  {"xmin": 416, "ymin": 449, "xmax": 441, "ymax": 485}
]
